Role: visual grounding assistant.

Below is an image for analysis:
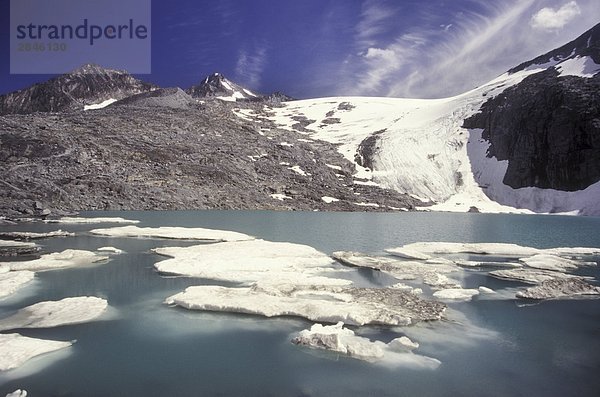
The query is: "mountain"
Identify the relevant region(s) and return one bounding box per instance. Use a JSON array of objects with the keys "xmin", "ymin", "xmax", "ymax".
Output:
[
  {"xmin": 186, "ymin": 73, "xmax": 294, "ymax": 103},
  {"xmin": 186, "ymin": 72, "xmax": 261, "ymax": 102},
  {"xmin": 463, "ymin": 23, "xmax": 600, "ymax": 194},
  {"xmin": 0, "ymin": 25, "xmax": 598, "ymax": 217},
  {"xmin": 0, "ymin": 64, "xmax": 156, "ymax": 115},
  {"xmin": 262, "ymin": 23, "xmax": 600, "ymax": 215},
  {"xmin": 509, "ymin": 22, "xmax": 600, "ymax": 74}
]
